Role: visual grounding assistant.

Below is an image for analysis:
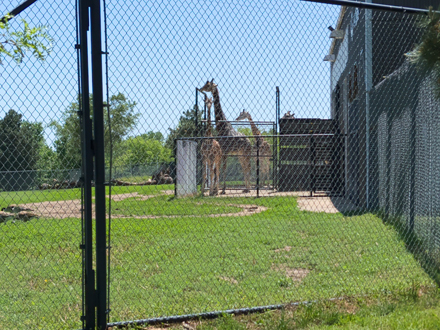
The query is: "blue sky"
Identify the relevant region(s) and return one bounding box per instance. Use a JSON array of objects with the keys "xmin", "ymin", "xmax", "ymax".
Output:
[{"xmin": 1, "ymin": 0, "xmax": 340, "ymax": 146}]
